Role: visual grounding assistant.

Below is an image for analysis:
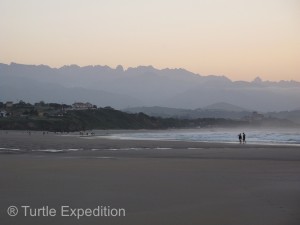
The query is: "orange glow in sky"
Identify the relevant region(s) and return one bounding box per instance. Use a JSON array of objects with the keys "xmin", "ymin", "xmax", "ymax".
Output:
[{"xmin": 0, "ymin": 0, "xmax": 299, "ymax": 81}]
